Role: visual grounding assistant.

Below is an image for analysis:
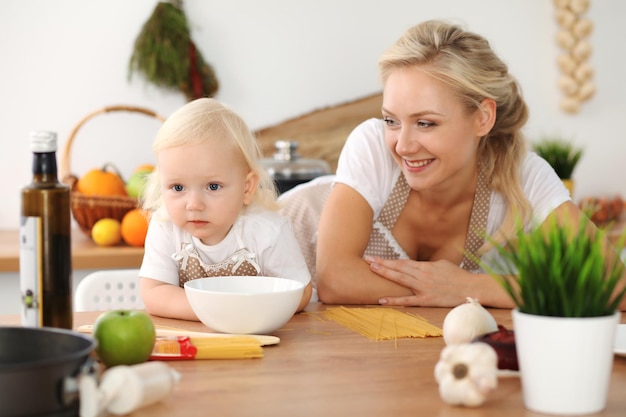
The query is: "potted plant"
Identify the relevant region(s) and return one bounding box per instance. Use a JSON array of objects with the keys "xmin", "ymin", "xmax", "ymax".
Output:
[
  {"xmin": 480, "ymin": 215, "xmax": 626, "ymax": 415},
  {"xmin": 533, "ymin": 137, "xmax": 583, "ymax": 196}
]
